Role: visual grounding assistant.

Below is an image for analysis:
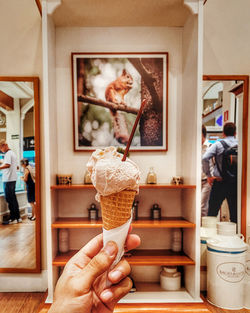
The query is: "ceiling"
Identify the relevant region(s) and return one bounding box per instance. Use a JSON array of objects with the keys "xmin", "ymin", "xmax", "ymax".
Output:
[
  {"xmin": 0, "ymin": 82, "xmax": 33, "ymax": 99},
  {"xmin": 52, "ymin": 0, "xmax": 191, "ymax": 27}
]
